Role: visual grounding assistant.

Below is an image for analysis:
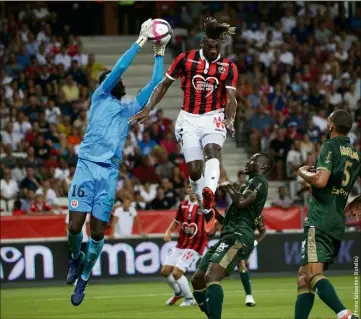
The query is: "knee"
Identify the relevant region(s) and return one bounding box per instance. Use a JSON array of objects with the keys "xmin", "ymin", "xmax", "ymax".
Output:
[
  {"xmin": 68, "ymin": 220, "xmax": 83, "ymax": 235},
  {"xmin": 297, "ymin": 269, "xmax": 308, "ymax": 288},
  {"xmin": 172, "ymin": 267, "xmax": 183, "ymax": 280},
  {"xmin": 90, "ymin": 230, "xmax": 104, "ymax": 242},
  {"xmin": 191, "ymin": 272, "xmax": 205, "ymax": 290},
  {"xmin": 204, "ymin": 271, "xmax": 217, "ymax": 286},
  {"xmin": 239, "ymin": 260, "xmax": 247, "ymax": 272},
  {"xmin": 161, "ymin": 266, "xmax": 172, "ymax": 277}
]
